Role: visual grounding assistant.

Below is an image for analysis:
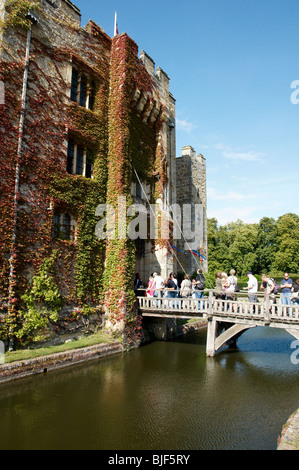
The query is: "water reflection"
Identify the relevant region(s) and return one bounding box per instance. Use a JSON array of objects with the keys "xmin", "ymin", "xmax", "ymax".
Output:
[{"xmin": 0, "ymin": 327, "xmax": 298, "ymax": 450}]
